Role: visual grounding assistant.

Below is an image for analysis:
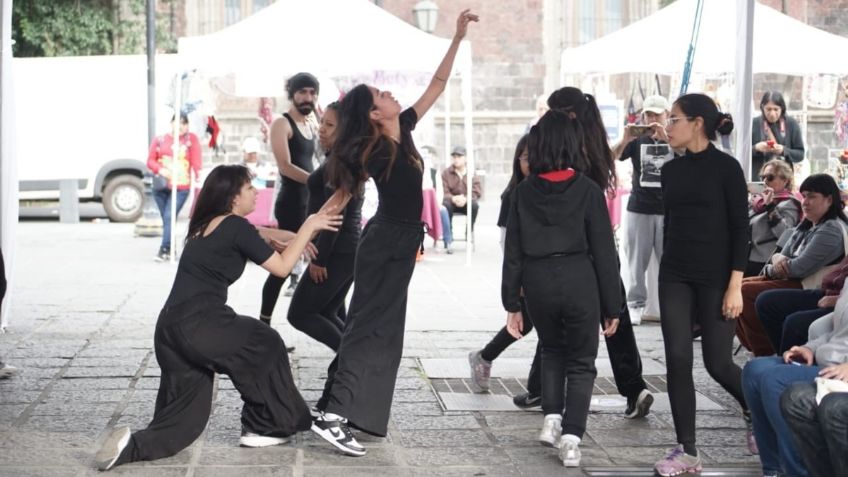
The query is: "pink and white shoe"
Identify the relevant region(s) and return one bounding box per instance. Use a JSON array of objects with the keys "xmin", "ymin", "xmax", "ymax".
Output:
[{"xmin": 654, "ymin": 445, "xmax": 702, "ymax": 476}]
